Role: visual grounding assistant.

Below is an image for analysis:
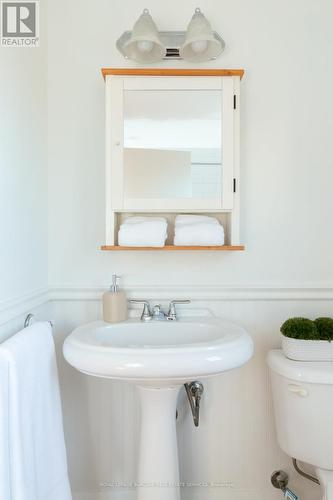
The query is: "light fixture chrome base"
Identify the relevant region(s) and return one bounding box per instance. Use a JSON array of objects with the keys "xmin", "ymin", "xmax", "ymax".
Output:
[{"xmin": 117, "ymin": 30, "xmax": 225, "ymax": 60}]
